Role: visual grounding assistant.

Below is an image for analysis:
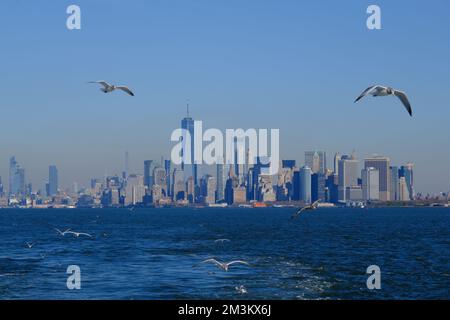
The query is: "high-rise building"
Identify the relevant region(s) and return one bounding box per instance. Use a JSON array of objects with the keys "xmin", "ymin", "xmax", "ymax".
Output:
[
  {"xmin": 299, "ymin": 166, "xmax": 312, "ymax": 204},
  {"xmin": 144, "ymin": 160, "xmax": 153, "ymax": 188},
  {"xmin": 216, "ymin": 161, "xmax": 226, "ymax": 203},
  {"xmin": 0, "ymin": 176, "xmax": 3, "ymax": 197},
  {"xmin": 311, "ymin": 172, "xmax": 326, "ymax": 202},
  {"xmin": 338, "ymin": 154, "xmax": 359, "ymax": 202},
  {"xmin": 334, "ymin": 153, "xmax": 341, "ymax": 175},
  {"xmin": 399, "ymin": 163, "xmax": 414, "ymax": 200},
  {"xmin": 364, "ymin": 156, "xmax": 390, "ymax": 201},
  {"xmin": 172, "ymin": 168, "xmax": 186, "ymax": 201},
  {"xmin": 181, "ymin": 104, "xmax": 197, "ymax": 185},
  {"xmin": 125, "ymin": 174, "xmax": 145, "ymax": 205},
  {"xmin": 48, "ymin": 165, "xmax": 58, "ymax": 197},
  {"xmin": 362, "ymin": 167, "xmax": 380, "ymax": 201},
  {"xmin": 200, "ymin": 175, "xmax": 216, "ymax": 204},
  {"xmin": 399, "ymin": 177, "xmax": 410, "ymax": 201},
  {"xmin": 305, "ymin": 151, "xmax": 326, "ymax": 174},
  {"xmin": 164, "ymin": 160, "xmax": 171, "ymax": 197},
  {"xmin": 153, "ymin": 167, "xmax": 167, "ymax": 195},
  {"xmin": 390, "ymin": 166, "xmax": 400, "ymax": 201}
]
